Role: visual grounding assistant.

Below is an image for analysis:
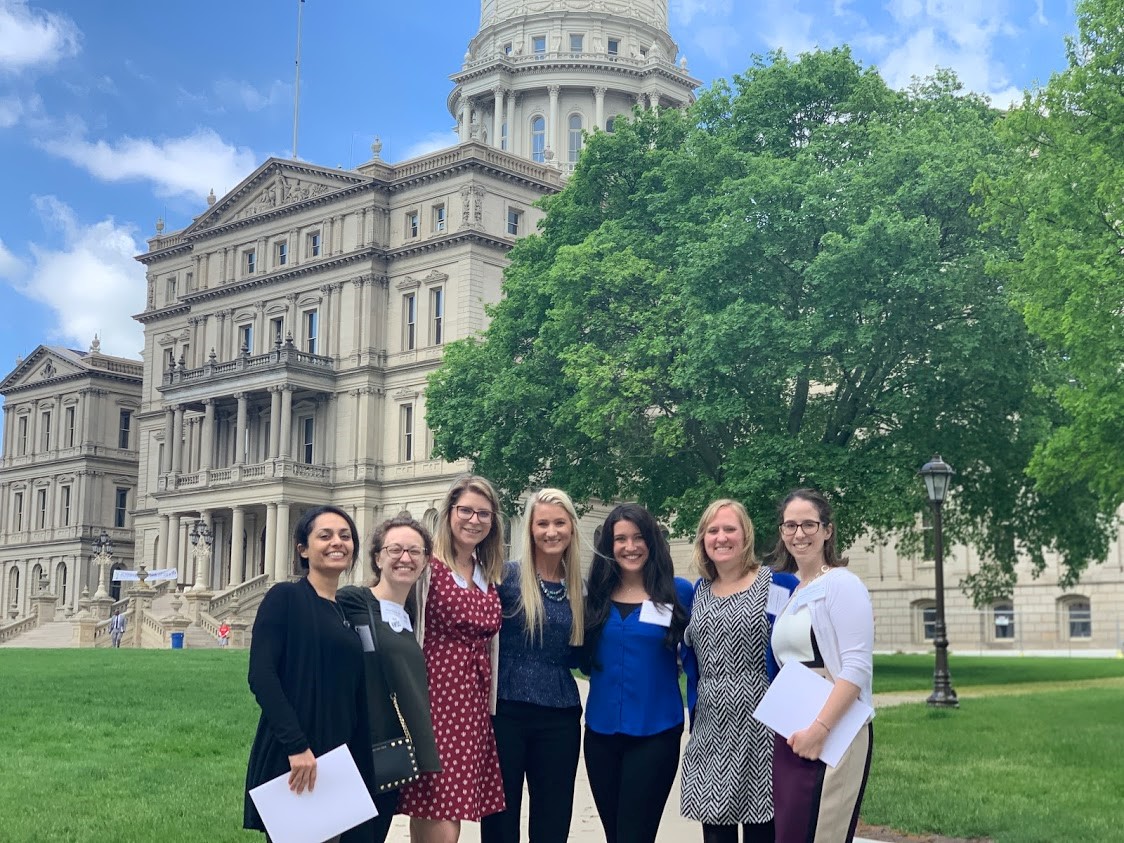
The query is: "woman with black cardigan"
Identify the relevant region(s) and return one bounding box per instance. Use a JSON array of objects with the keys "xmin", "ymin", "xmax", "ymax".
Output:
[
  {"xmin": 243, "ymin": 505, "xmax": 375, "ymax": 842},
  {"xmin": 338, "ymin": 514, "xmax": 441, "ymax": 843}
]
